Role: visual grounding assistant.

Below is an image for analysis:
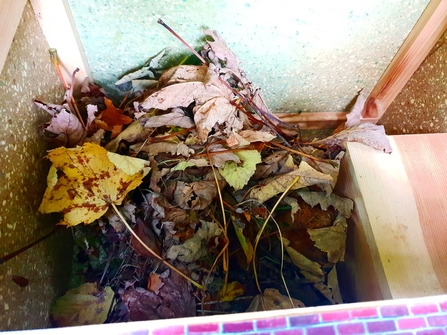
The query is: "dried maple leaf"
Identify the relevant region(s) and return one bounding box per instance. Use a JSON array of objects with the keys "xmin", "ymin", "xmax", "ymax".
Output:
[
  {"xmin": 141, "ymin": 64, "xmax": 246, "ymax": 143},
  {"xmin": 96, "ymin": 98, "xmax": 132, "ymax": 137},
  {"xmin": 282, "ymin": 237, "xmax": 324, "ymax": 277},
  {"xmin": 38, "ymin": 143, "xmax": 150, "ymax": 226}
]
